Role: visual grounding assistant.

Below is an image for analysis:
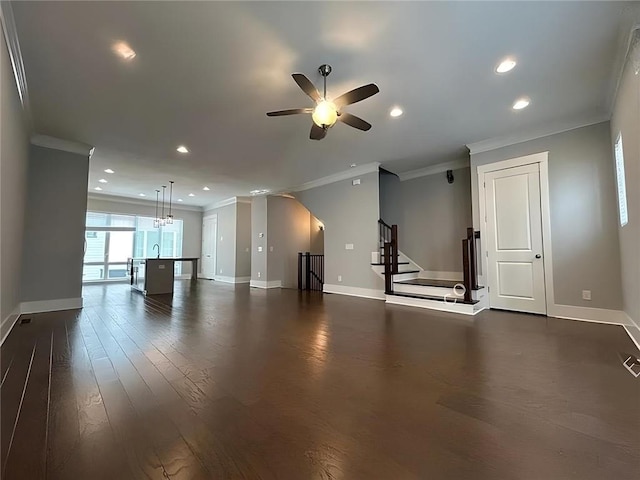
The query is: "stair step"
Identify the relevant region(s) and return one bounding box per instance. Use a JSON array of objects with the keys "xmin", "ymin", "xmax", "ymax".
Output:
[
  {"xmin": 381, "ymin": 270, "xmax": 420, "ymax": 275},
  {"xmin": 389, "ymin": 292, "xmax": 479, "ymax": 305},
  {"xmin": 371, "ymin": 261, "xmax": 409, "ymax": 266},
  {"xmin": 395, "ymin": 278, "xmax": 485, "ymax": 290}
]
